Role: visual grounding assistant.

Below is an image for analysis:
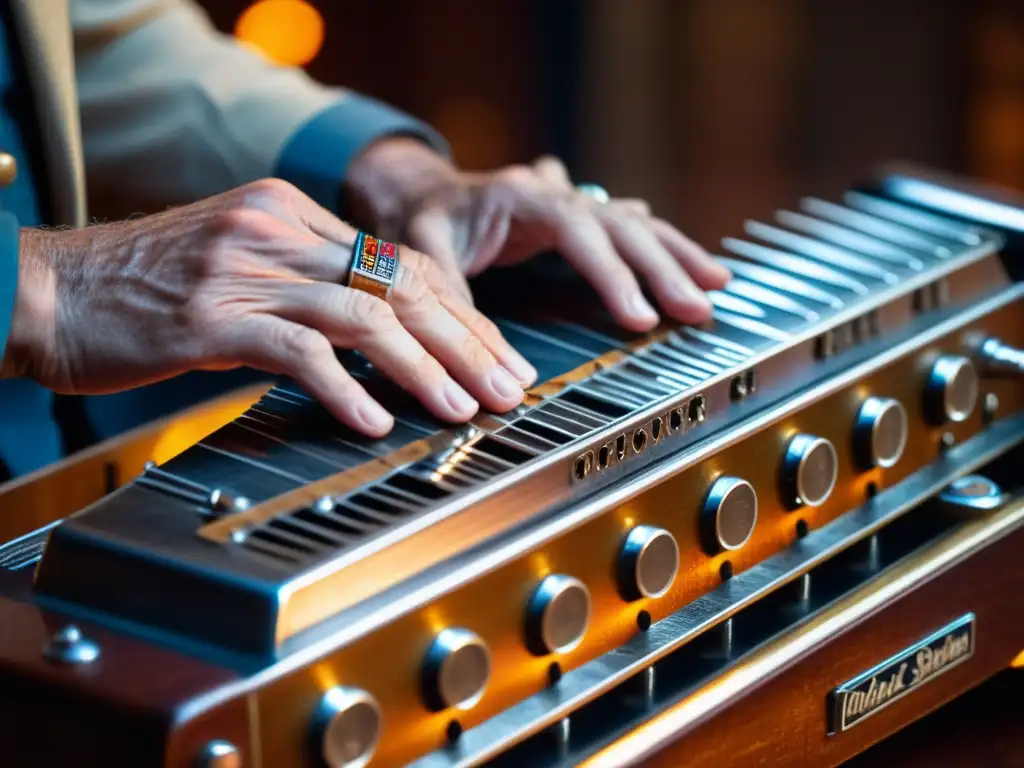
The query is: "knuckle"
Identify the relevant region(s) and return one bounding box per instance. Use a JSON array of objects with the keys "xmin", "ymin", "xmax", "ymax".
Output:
[
  {"xmin": 464, "ymin": 310, "xmax": 501, "ymax": 342},
  {"xmin": 397, "ymin": 246, "xmax": 426, "ymax": 274},
  {"xmin": 346, "ymin": 290, "xmax": 398, "ymax": 333},
  {"xmin": 279, "ymin": 324, "xmax": 330, "ymax": 364},
  {"xmin": 242, "ymin": 177, "xmax": 300, "ymax": 206},
  {"xmin": 393, "ymin": 265, "xmax": 434, "ymax": 310},
  {"xmin": 209, "ymin": 207, "xmax": 276, "ymax": 239},
  {"xmin": 496, "ymin": 164, "xmax": 536, "ymax": 190}
]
